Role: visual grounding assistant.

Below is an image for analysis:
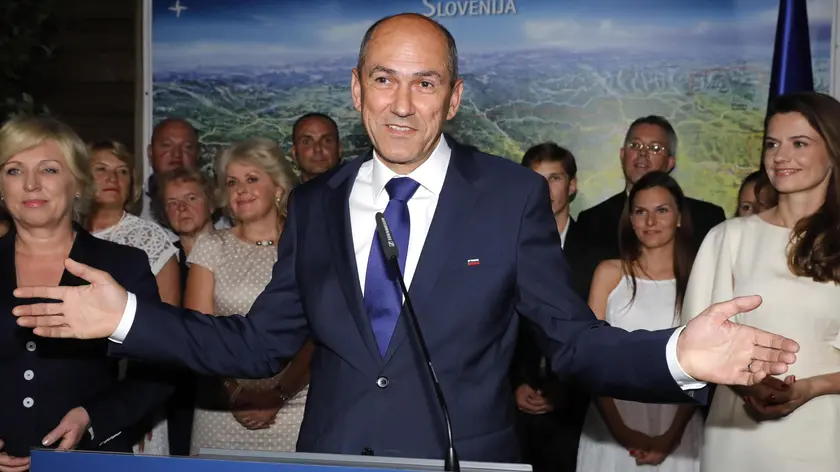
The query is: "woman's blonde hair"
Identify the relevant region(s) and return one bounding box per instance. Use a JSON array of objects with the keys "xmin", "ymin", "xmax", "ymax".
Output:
[
  {"xmin": 88, "ymin": 139, "xmax": 143, "ymax": 205},
  {"xmin": 0, "ymin": 115, "xmax": 93, "ymax": 219},
  {"xmin": 215, "ymin": 137, "xmax": 298, "ymax": 218}
]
